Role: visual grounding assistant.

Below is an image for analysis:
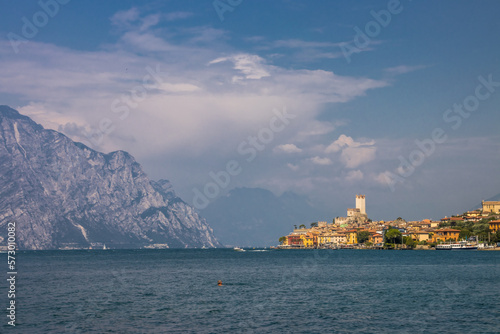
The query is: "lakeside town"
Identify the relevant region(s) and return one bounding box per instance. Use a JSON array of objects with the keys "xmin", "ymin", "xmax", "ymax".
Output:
[{"xmin": 277, "ymin": 195, "xmax": 500, "ymax": 250}]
